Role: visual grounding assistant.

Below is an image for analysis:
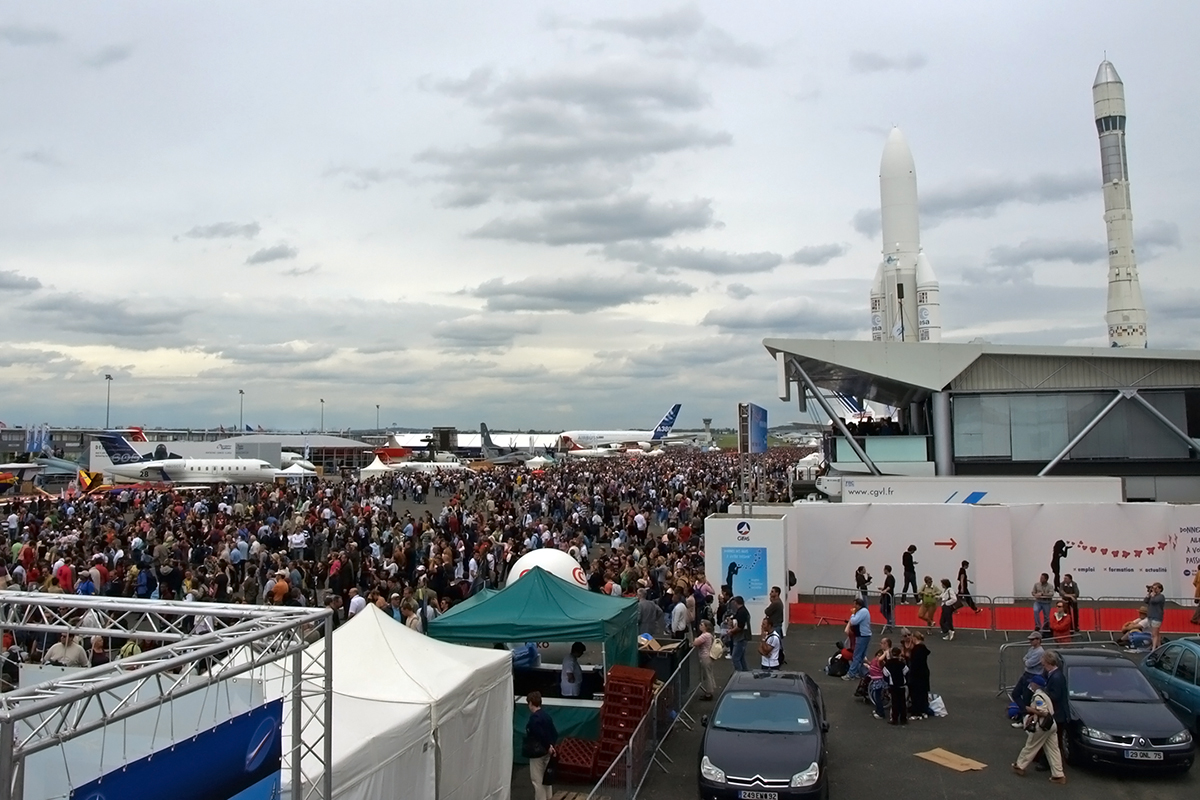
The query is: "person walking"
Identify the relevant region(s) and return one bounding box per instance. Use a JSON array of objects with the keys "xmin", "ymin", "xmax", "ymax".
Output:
[
  {"xmin": 1011, "ymin": 675, "xmax": 1066, "ymax": 784},
  {"xmin": 938, "ymin": 579, "xmax": 957, "ymax": 641},
  {"xmin": 956, "ymin": 561, "xmax": 978, "ymax": 613},
  {"xmin": 524, "ymin": 691, "xmax": 558, "ymax": 800},
  {"xmin": 693, "ymin": 620, "xmax": 716, "ymax": 700},
  {"xmin": 1031, "ymin": 573, "xmax": 1054, "ymax": 633},
  {"xmin": 729, "ymin": 595, "xmax": 751, "ymax": 672},
  {"xmin": 844, "ymin": 597, "xmax": 873, "ymax": 679},
  {"xmin": 880, "ymin": 565, "xmax": 896, "ymax": 632},
  {"xmin": 1037, "ymin": 651, "xmax": 1069, "ymax": 774},
  {"xmin": 900, "ymin": 545, "xmax": 918, "ymax": 603},
  {"xmin": 1145, "ymin": 582, "xmax": 1166, "ymax": 650},
  {"xmin": 764, "ymin": 586, "xmax": 785, "ymax": 663},
  {"xmin": 907, "ymin": 631, "xmax": 932, "ymax": 719},
  {"xmin": 917, "ymin": 576, "xmax": 939, "ymax": 628}
]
